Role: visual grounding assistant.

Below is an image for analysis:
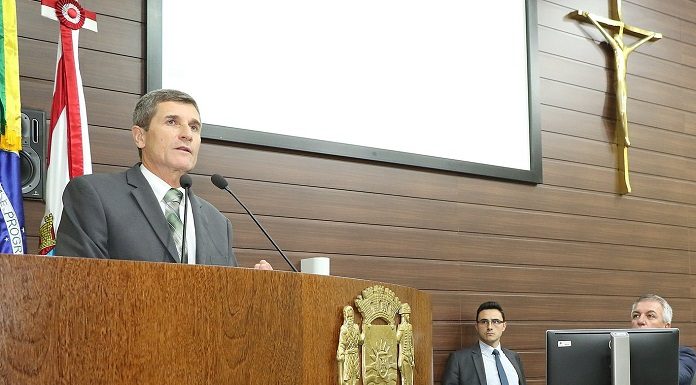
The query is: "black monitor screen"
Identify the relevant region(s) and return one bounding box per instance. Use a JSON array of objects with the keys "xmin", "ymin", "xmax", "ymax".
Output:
[{"xmin": 546, "ymin": 328, "xmax": 679, "ymax": 385}]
